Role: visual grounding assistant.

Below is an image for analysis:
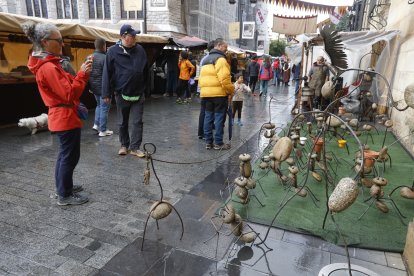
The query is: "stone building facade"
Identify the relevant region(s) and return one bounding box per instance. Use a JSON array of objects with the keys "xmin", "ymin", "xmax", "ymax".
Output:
[{"xmin": 0, "ymin": 0, "xmax": 248, "ymax": 44}]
